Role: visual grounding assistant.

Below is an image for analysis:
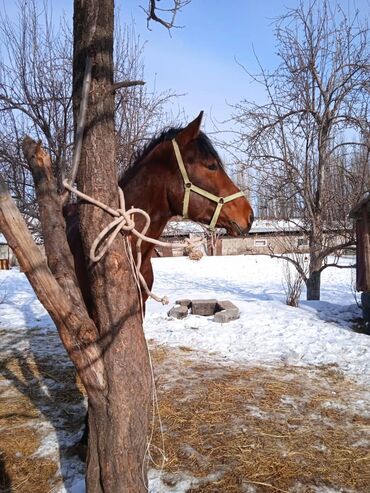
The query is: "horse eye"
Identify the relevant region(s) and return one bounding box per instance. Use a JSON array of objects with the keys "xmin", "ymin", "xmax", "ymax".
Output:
[{"xmin": 207, "ymin": 163, "xmax": 218, "ymax": 171}]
